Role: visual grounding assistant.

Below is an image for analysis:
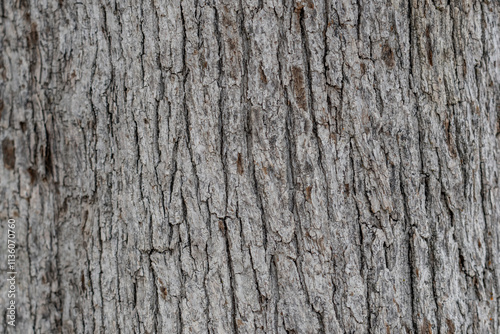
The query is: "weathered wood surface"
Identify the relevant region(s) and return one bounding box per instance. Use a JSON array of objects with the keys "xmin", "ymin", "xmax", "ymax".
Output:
[{"xmin": 1, "ymin": 0, "xmax": 499, "ymax": 333}]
